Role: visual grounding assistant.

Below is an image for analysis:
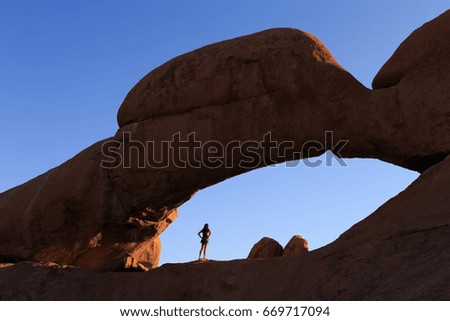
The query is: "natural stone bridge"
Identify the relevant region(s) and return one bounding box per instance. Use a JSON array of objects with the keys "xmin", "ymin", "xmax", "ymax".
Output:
[{"xmin": 0, "ymin": 10, "xmax": 449, "ymax": 274}]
